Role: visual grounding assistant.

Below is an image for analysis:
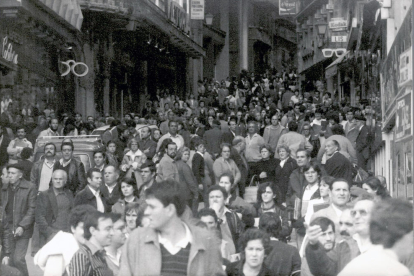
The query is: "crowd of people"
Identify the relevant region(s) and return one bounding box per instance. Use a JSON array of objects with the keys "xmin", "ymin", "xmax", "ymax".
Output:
[{"xmin": 0, "ymin": 72, "xmax": 412, "ymax": 276}]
